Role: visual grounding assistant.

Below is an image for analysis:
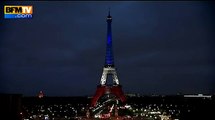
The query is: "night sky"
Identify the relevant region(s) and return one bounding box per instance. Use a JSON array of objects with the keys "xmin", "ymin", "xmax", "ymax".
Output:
[{"xmin": 1, "ymin": 1, "xmax": 215, "ymax": 96}]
